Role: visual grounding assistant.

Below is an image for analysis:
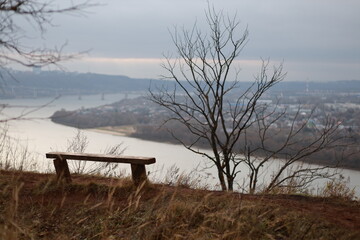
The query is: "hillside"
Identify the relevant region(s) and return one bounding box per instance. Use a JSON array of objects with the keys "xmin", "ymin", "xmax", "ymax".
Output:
[
  {"xmin": 0, "ymin": 170, "xmax": 359, "ymax": 239},
  {"xmin": 1, "ymin": 69, "xmax": 360, "ymax": 99},
  {"xmin": 0, "ymin": 70, "xmax": 158, "ymax": 98}
]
